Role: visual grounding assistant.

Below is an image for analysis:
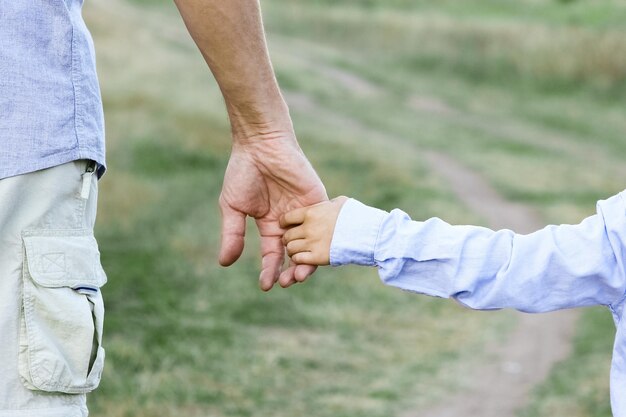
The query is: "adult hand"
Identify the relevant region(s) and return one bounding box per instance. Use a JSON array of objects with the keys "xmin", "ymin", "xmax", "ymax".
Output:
[
  {"xmin": 219, "ymin": 131, "xmax": 328, "ymax": 291},
  {"xmin": 173, "ymin": 0, "xmax": 327, "ymax": 289}
]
